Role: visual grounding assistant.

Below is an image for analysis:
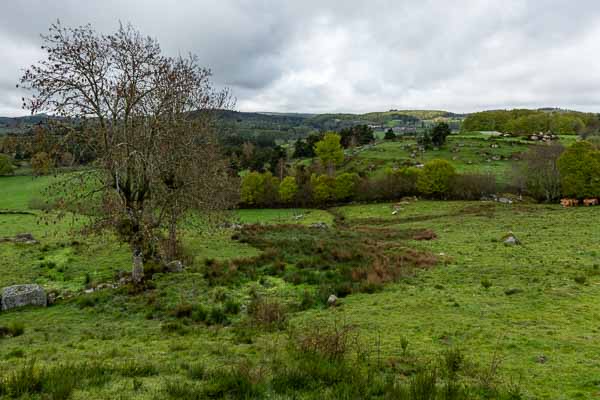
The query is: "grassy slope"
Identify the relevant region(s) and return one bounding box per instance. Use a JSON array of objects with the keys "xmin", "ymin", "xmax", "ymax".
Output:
[
  {"xmin": 1, "ymin": 174, "xmax": 600, "ymax": 398},
  {"xmin": 342, "ymin": 132, "xmax": 575, "ymax": 183},
  {"xmin": 323, "ymin": 201, "xmax": 600, "ymax": 399}
]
